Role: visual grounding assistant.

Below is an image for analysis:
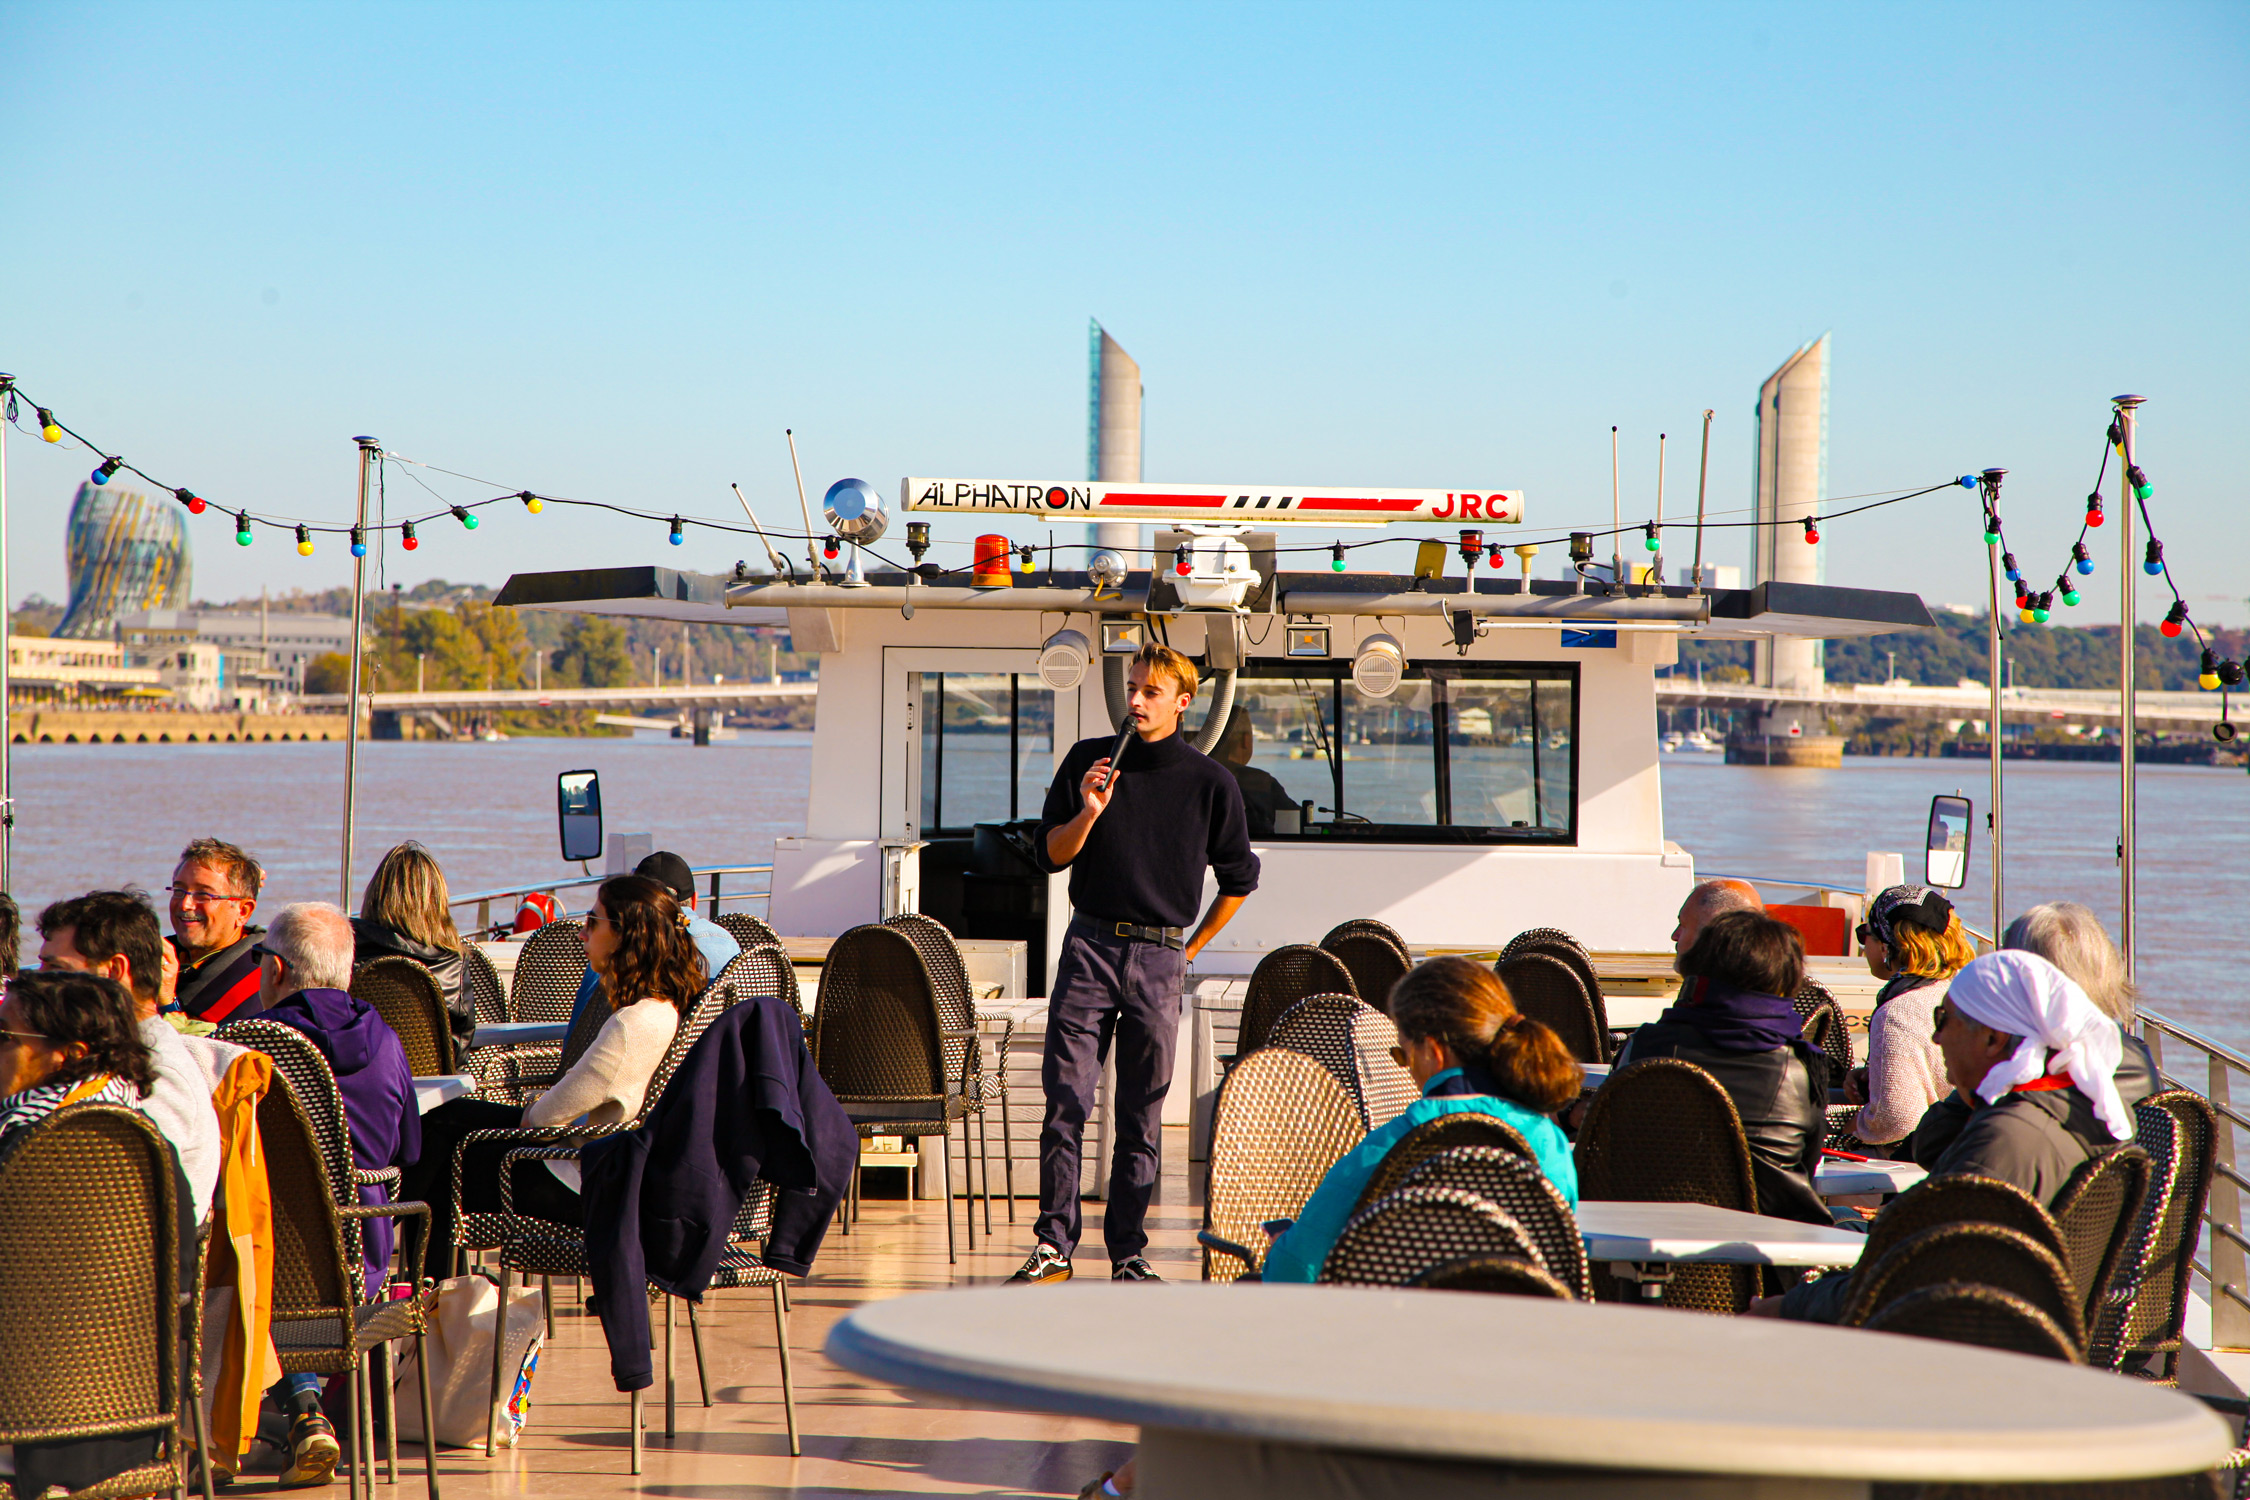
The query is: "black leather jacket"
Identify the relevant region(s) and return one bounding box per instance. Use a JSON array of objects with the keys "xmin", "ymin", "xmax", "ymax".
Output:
[
  {"xmin": 349, "ymin": 917, "xmax": 472, "ymax": 1043},
  {"xmin": 1613, "ymin": 1021, "xmax": 1832, "ymax": 1225}
]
